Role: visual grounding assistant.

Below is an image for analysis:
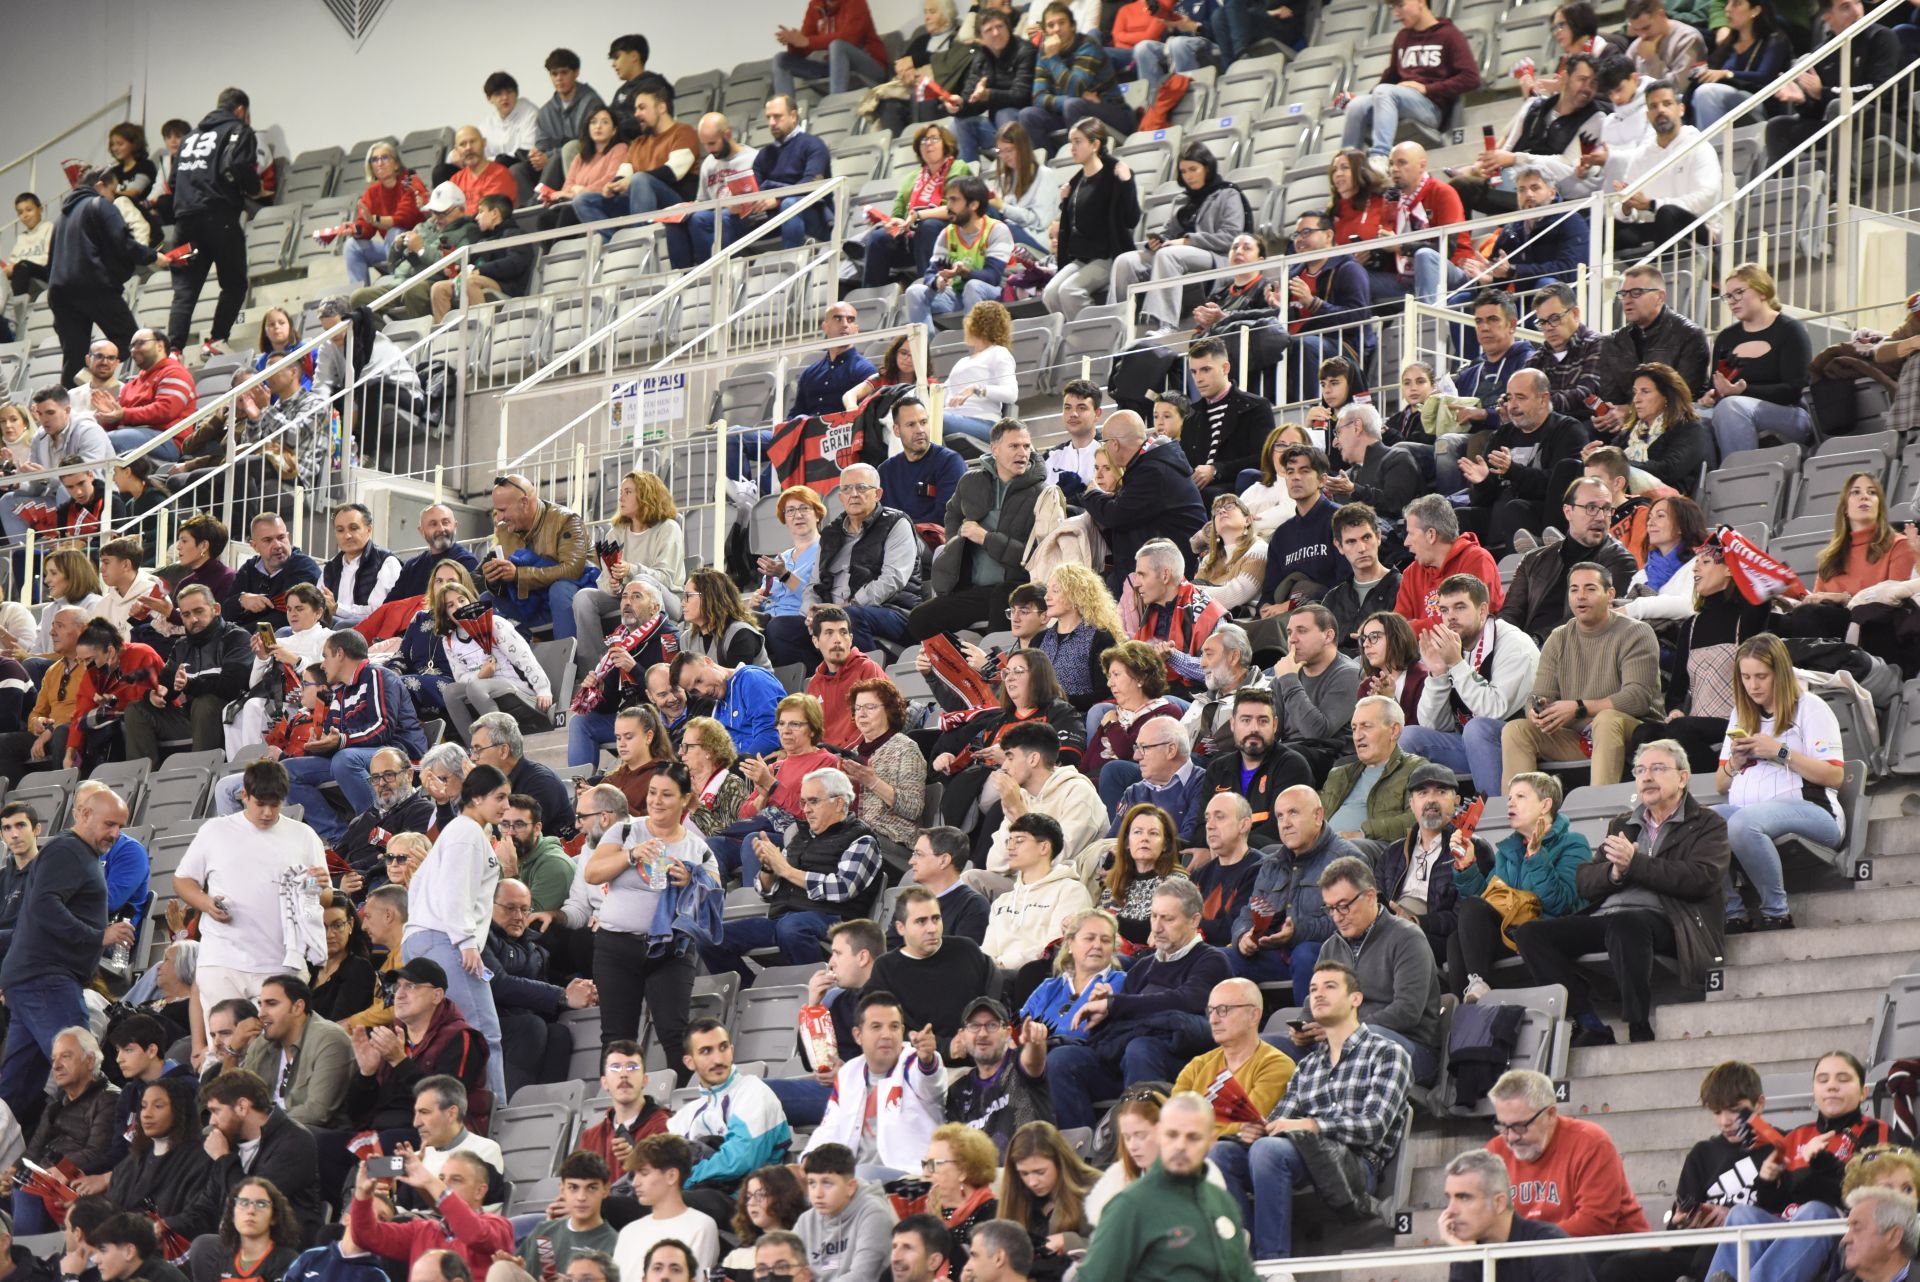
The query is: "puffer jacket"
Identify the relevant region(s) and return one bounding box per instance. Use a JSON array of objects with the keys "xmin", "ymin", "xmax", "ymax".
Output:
[
  {"xmin": 930, "ymin": 455, "xmax": 1048, "ymax": 595},
  {"xmin": 1455, "ymin": 811, "xmax": 1591, "ymax": 917}
]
